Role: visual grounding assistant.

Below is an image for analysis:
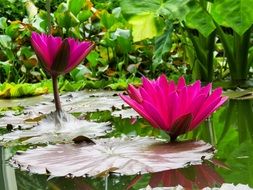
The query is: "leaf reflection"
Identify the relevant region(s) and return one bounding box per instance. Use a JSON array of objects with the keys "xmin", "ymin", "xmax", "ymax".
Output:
[{"xmin": 127, "ymin": 162, "xmax": 224, "ymax": 189}]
